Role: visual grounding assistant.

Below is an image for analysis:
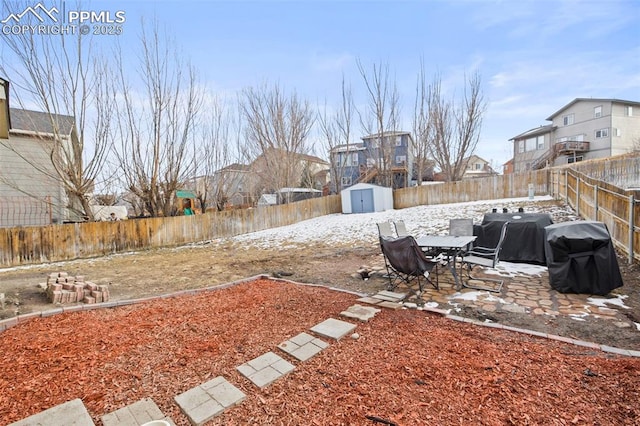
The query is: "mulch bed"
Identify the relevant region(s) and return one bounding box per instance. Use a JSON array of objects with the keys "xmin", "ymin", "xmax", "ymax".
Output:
[{"xmin": 1, "ymin": 278, "xmax": 639, "ymax": 425}]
